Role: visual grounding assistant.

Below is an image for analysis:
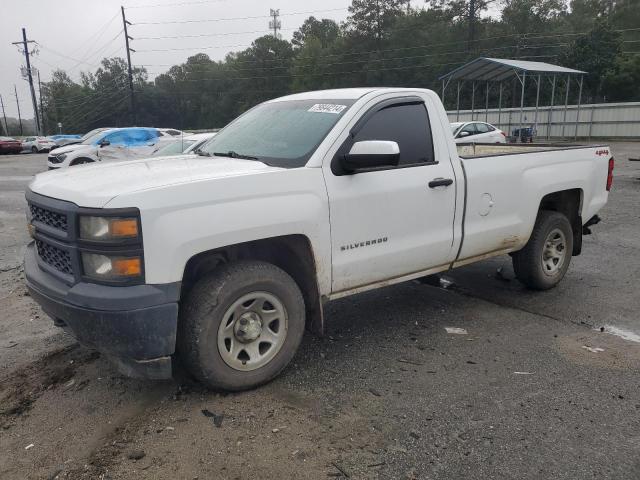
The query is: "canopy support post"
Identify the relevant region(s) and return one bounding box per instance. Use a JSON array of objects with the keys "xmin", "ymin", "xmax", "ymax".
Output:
[
  {"xmin": 534, "ymin": 74, "xmax": 541, "ymax": 140},
  {"xmin": 485, "ymin": 81, "xmax": 489, "ymax": 122},
  {"xmin": 574, "ymin": 75, "xmax": 583, "ymax": 140},
  {"xmin": 456, "ymin": 81, "xmax": 461, "ymax": 122},
  {"xmin": 547, "ymin": 75, "xmax": 556, "ymax": 140},
  {"xmin": 498, "ymin": 82, "xmax": 503, "ymax": 132},
  {"xmin": 471, "ymin": 81, "xmax": 476, "ymax": 121},
  {"xmin": 562, "ymin": 75, "xmax": 571, "ymax": 139},
  {"xmin": 519, "ymin": 71, "xmax": 526, "ymax": 142}
]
